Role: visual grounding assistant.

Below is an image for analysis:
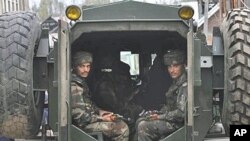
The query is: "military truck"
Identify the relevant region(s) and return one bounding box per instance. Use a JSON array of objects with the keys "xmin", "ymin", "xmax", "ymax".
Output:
[{"xmin": 0, "ymin": 0, "xmax": 249, "ymax": 141}]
